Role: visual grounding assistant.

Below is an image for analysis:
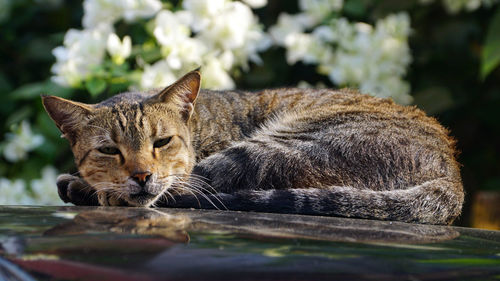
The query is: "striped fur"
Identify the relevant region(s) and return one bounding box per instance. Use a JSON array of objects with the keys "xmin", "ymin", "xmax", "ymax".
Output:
[{"xmin": 43, "ymin": 70, "xmax": 464, "ymax": 225}]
